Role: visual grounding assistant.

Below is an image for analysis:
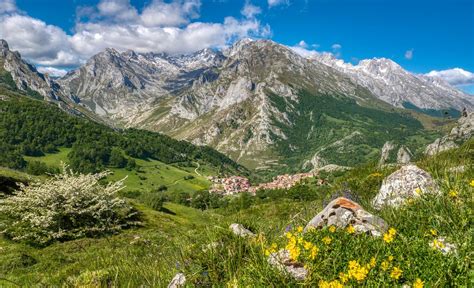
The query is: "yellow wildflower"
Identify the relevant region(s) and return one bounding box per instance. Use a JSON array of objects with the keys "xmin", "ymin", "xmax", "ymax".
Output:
[
  {"xmin": 448, "ymin": 190, "xmax": 458, "ymax": 198},
  {"xmin": 286, "ymin": 232, "xmax": 293, "ymax": 239},
  {"xmin": 347, "ymin": 260, "xmax": 369, "ymax": 282},
  {"xmin": 303, "ymin": 241, "xmax": 313, "ymax": 250},
  {"xmin": 390, "ymin": 267, "xmax": 403, "ymax": 280},
  {"xmin": 297, "ymin": 226, "xmax": 304, "ymax": 233},
  {"xmin": 430, "ymin": 229, "xmax": 437, "ymax": 236},
  {"xmin": 329, "ymin": 225, "xmax": 336, "ymax": 233},
  {"xmin": 309, "ymin": 246, "xmax": 319, "ymax": 260},
  {"xmin": 388, "ymin": 255, "xmax": 394, "ymax": 261},
  {"xmin": 381, "ymin": 260, "xmax": 389, "ymax": 271},
  {"xmin": 432, "ymin": 239, "xmax": 445, "ymax": 249},
  {"xmin": 414, "ymin": 187, "xmax": 422, "ymax": 195},
  {"xmin": 297, "ymin": 236, "xmax": 304, "ymax": 244},
  {"xmin": 339, "ymin": 272, "xmax": 349, "ymax": 284},
  {"xmin": 413, "ymin": 278, "xmax": 424, "ymax": 288},
  {"xmin": 383, "ymin": 228, "xmax": 396, "ymax": 243},
  {"xmin": 264, "ymin": 243, "xmax": 278, "ymax": 256},
  {"xmin": 346, "ymin": 225, "xmax": 355, "ymax": 234},
  {"xmin": 470, "ymin": 179, "xmax": 474, "ymax": 187},
  {"xmin": 319, "ymin": 280, "xmax": 343, "ymax": 288},
  {"xmin": 289, "ymin": 246, "xmax": 301, "ymax": 261},
  {"xmin": 369, "ymin": 257, "xmax": 376, "ymax": 268},
  {"xmin": 322, "ymin": 236, "xmax": 332, "ymax": 245}
]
